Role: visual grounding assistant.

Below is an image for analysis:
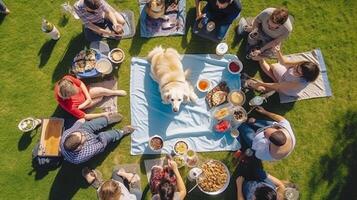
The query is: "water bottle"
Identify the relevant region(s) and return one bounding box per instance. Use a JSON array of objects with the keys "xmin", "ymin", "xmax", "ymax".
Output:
[{"xmin": 41, "ymin": 18, "xmax": 61, "ymax": 40}]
